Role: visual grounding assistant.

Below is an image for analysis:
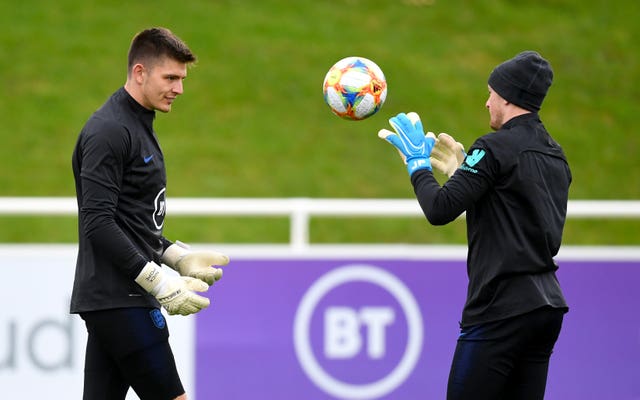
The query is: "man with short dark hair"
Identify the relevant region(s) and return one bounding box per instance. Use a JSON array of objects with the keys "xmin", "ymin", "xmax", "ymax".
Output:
[
  {"xmin": 379, "ymin": 51, "xmax": 570, "ymax": 400},
  {"xmin": 71, "ymin": 27, "xmax": 229, "ymax": 400}
]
